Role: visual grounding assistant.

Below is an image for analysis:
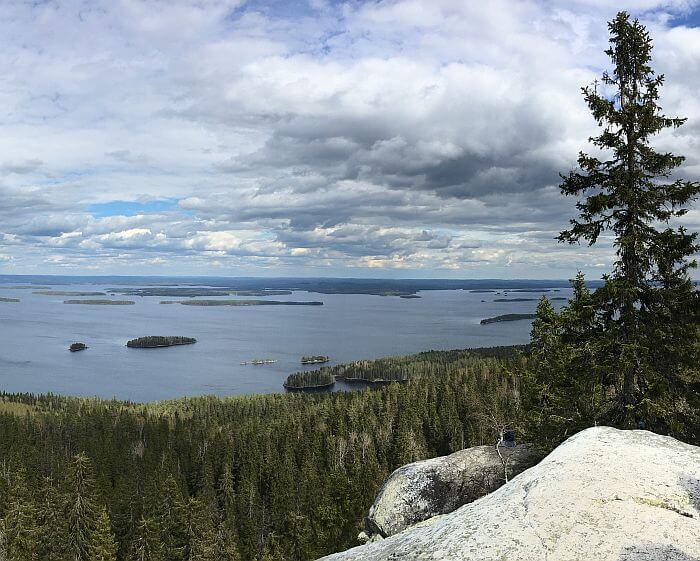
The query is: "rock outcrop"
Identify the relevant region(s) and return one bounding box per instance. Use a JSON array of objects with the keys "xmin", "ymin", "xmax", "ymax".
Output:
[
  {"xmin": 361, "ymin": 443, "xmax": 539, "ymax": 542},
  {"xmin": 321, "ymin": 427, "xmax": 700, "ymax": 561}
]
